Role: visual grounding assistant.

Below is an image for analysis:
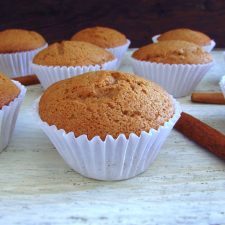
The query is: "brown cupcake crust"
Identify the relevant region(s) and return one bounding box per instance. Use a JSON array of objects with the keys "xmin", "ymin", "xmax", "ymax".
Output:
[
  {"xmin": 39, "ymin": 70, "xmax": 174, "ymax": 140},
  {"xmin": 0, "ymin": 72, "xmax": 20, "ymax": 109},
  {"xmin": 132, "ymin": 40, "xmax": 213, "ymax": 65},
  {"xmin": 71, "ymin": 26, "xmax": 127, "ymax": 48},
  {"xmin": 158, "ymin": 28, "xmax": 211, "ymax": 46},
  {"xmin": 33, "ymin": 41, "xmax": 115, "ymax": 67},
  {"xmin": 0, "ymin": 29, "xmax": 46, "ymax": 53}
]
